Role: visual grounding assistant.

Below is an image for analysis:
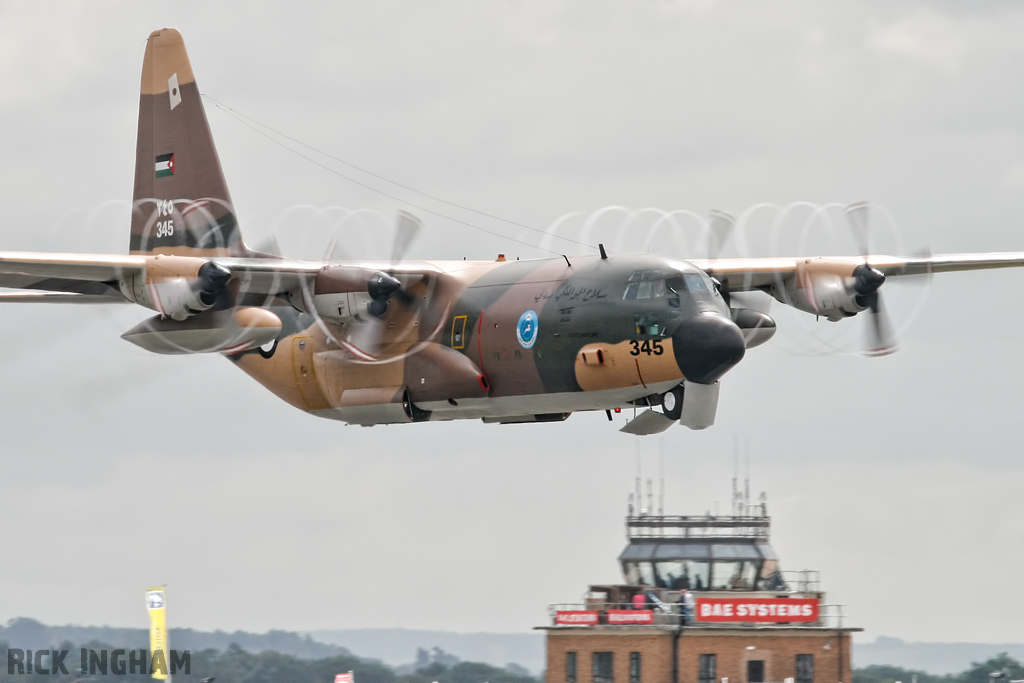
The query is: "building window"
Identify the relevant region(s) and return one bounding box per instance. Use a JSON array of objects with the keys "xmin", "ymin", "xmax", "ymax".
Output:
[
  {"xmin": 593, "ymin": 652, "xmax": 614, "ymax": 683},
  {"xmin": 566, "ymin": 652, "xmax": 577, "ymax": 683},
  {"xmin": 698, "ymin": 654, "xmax": 716, "ymax": 683},
  {"xmin": 796, "ymin": 654, "xmax": 814, "ymax": 683},
  {"xmin": 629, "ymin": 652, "xmax": 641, "ymax": 683},
  {"xmin": 747, "ymin": 660, "xmax": 765, "ymax": 683}
]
